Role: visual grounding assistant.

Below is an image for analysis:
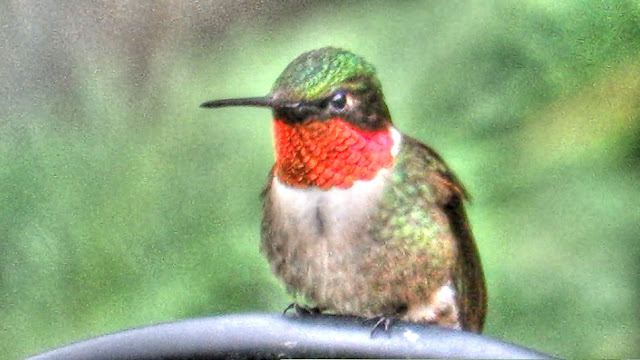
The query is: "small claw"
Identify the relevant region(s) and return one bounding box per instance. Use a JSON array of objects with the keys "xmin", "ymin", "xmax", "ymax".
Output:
[
  {"xmin": 364, "ymin": 316, "xmax": 396, "ymax": 337},
  {"xmin": 282, "ymin": 303, "xmax": 322, "ymax": 316},
  {"xmin": 282, "ymin": 303, "xmax": 296, "ymax": 315}
]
